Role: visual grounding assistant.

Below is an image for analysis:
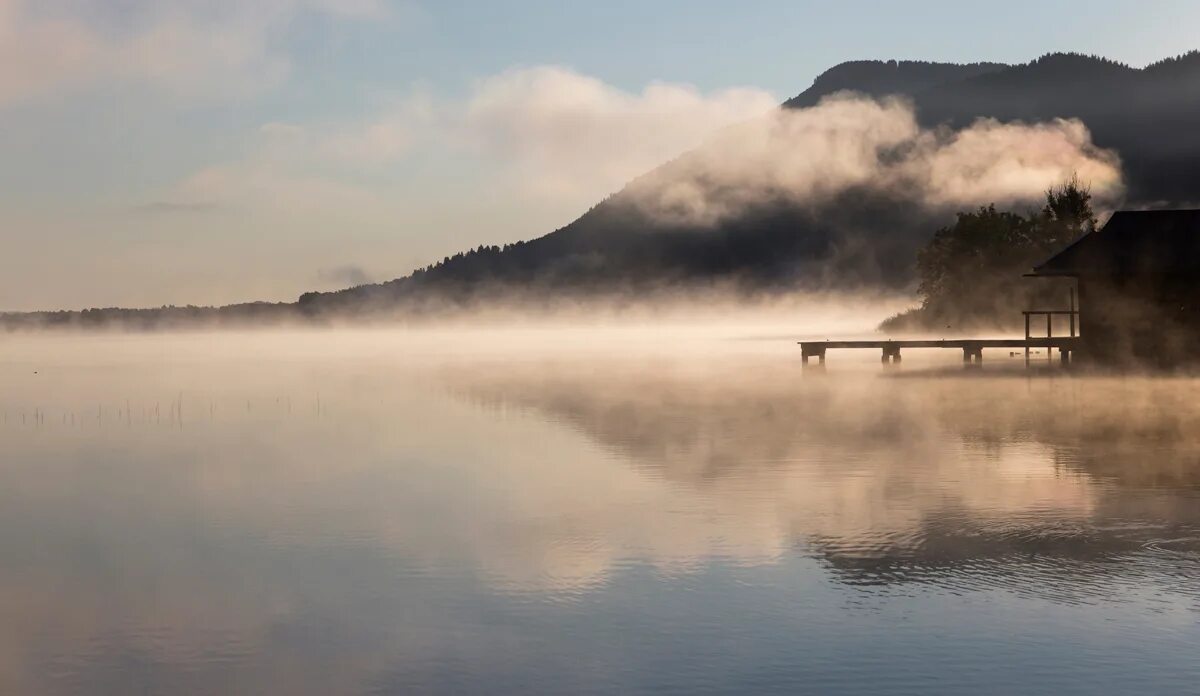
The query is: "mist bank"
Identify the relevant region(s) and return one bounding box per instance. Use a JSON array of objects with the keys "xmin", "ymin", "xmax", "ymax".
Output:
[{"xmin": 0, "ymin": 288, "xmax": 909, "ymax": 334}]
